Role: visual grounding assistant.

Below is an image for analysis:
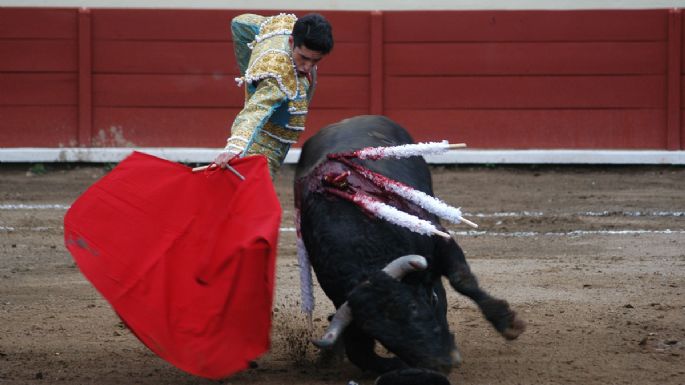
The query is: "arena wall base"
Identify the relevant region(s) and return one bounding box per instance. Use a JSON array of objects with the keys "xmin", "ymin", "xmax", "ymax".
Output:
[{"xmin": 0, "ymin": 148, "xmax": 684, "ymax": 165}]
